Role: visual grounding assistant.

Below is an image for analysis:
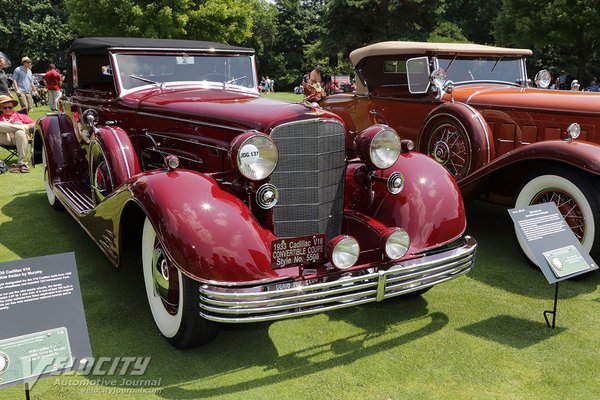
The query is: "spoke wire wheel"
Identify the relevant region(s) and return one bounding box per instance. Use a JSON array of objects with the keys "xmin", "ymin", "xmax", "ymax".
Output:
[
  {"xmin": 427, "ymin": 122, "xmax": 471, "ymax": 180},
  {"xmin": 515, "ymin": 168, "xmax": 598, "ymax": 265},
  {"xmin": 142, "ymin": 218, "xmax": 183, "ymax": 339},
  {"xmin": 42, "ymin": 147, "xmax": 63, "ymax": 210}
]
